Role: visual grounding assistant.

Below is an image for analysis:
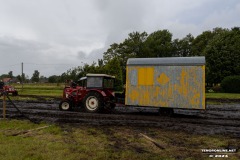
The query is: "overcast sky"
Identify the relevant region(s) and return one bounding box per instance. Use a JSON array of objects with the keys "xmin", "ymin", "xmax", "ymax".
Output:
[{"xmin": 0, "ymin": 0, "xmax": 239, "ymax": 78}]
